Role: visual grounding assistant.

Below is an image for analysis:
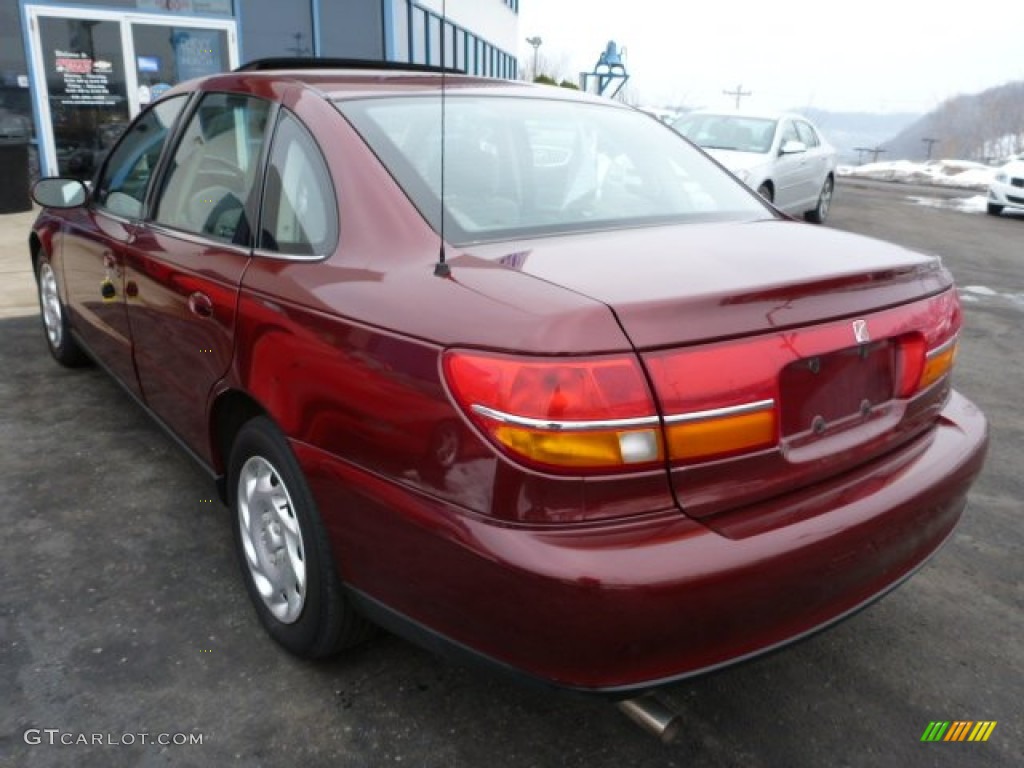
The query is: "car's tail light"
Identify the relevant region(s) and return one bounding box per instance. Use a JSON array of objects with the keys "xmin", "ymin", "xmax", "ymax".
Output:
[
  {"xmin": 644, "ymin": 342, "xmax": 779, "ymax": 464},
  {"xmin": 896, "ymin": 291, "xmax": 962, "ymax": 396},
  {"xmin": 444, "ymin": 291, "xmax": 963, "ymax": 475},
  {"xmin": 921, "ymin": 336, "xmax": 959, "ymax": 389},
  {"xmin": 443, "ymin": 352, "xmax": 662, "ymax": 472},
  {"xmin": 664, "ymin": 402, "xmax": 777, "ymax": 461}
]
